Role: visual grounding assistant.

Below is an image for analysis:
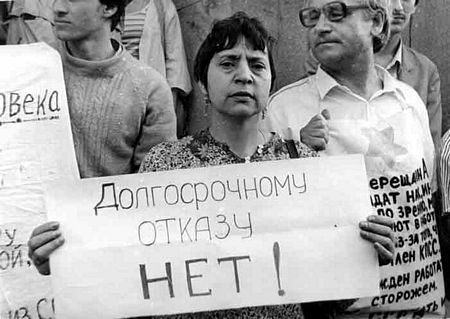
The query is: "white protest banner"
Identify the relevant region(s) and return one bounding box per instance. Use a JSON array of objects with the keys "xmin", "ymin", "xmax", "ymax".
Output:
[
  {"xmin": 0, "ymin": 43, "xmax": 79, "ymax": 319},
  {"xmin": 47, "ymin": 154, "xmax": 380, "ymax": 318}
]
